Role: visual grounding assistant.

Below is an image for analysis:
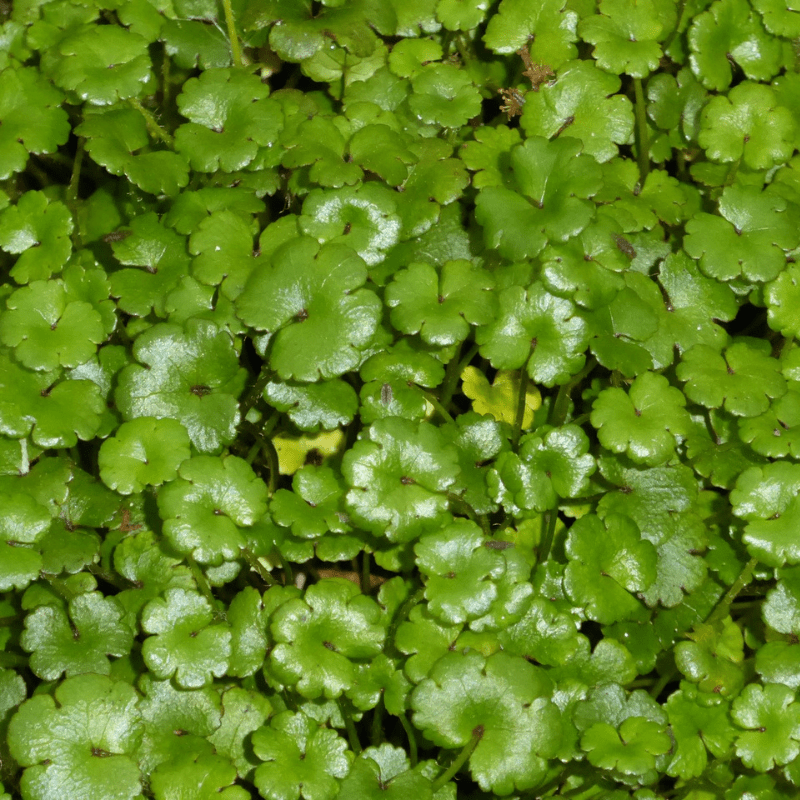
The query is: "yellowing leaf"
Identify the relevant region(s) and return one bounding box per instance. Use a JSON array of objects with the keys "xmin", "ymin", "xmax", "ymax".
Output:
[
  {"xmin": 461, "ymin": 366, "xmax": 541, "ymax": 428},
  {"xmin": 273, "ymin": 429, "xmax": 346, "ymax": 475}
]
